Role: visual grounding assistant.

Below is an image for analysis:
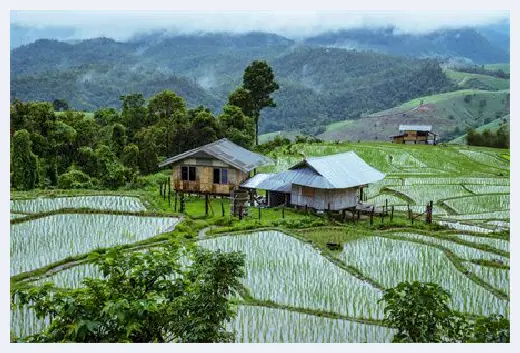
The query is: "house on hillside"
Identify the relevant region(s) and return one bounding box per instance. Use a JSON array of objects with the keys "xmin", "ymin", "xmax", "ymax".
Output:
[
  {"xmin": 242, "ymin": 152, "xmax": 385, "ymax": 211},
  {"xmin": 158, "ymin": 138, "xmax": 273, "ymax": 196},
  {"xmin": 390, "ymin": 125, "xmax": 437, "ymax": 145}
]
